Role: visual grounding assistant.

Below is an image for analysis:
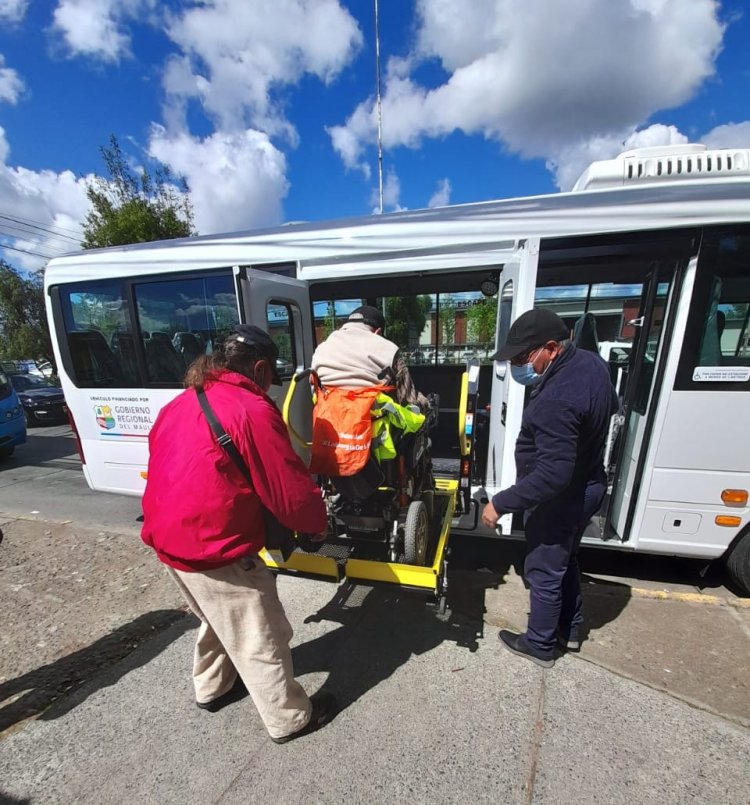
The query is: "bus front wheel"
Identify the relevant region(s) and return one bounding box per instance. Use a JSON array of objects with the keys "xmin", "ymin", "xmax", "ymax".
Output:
[{"xmin": 725, "ymin": 530, "xmax": 750, "ymax": 597}]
